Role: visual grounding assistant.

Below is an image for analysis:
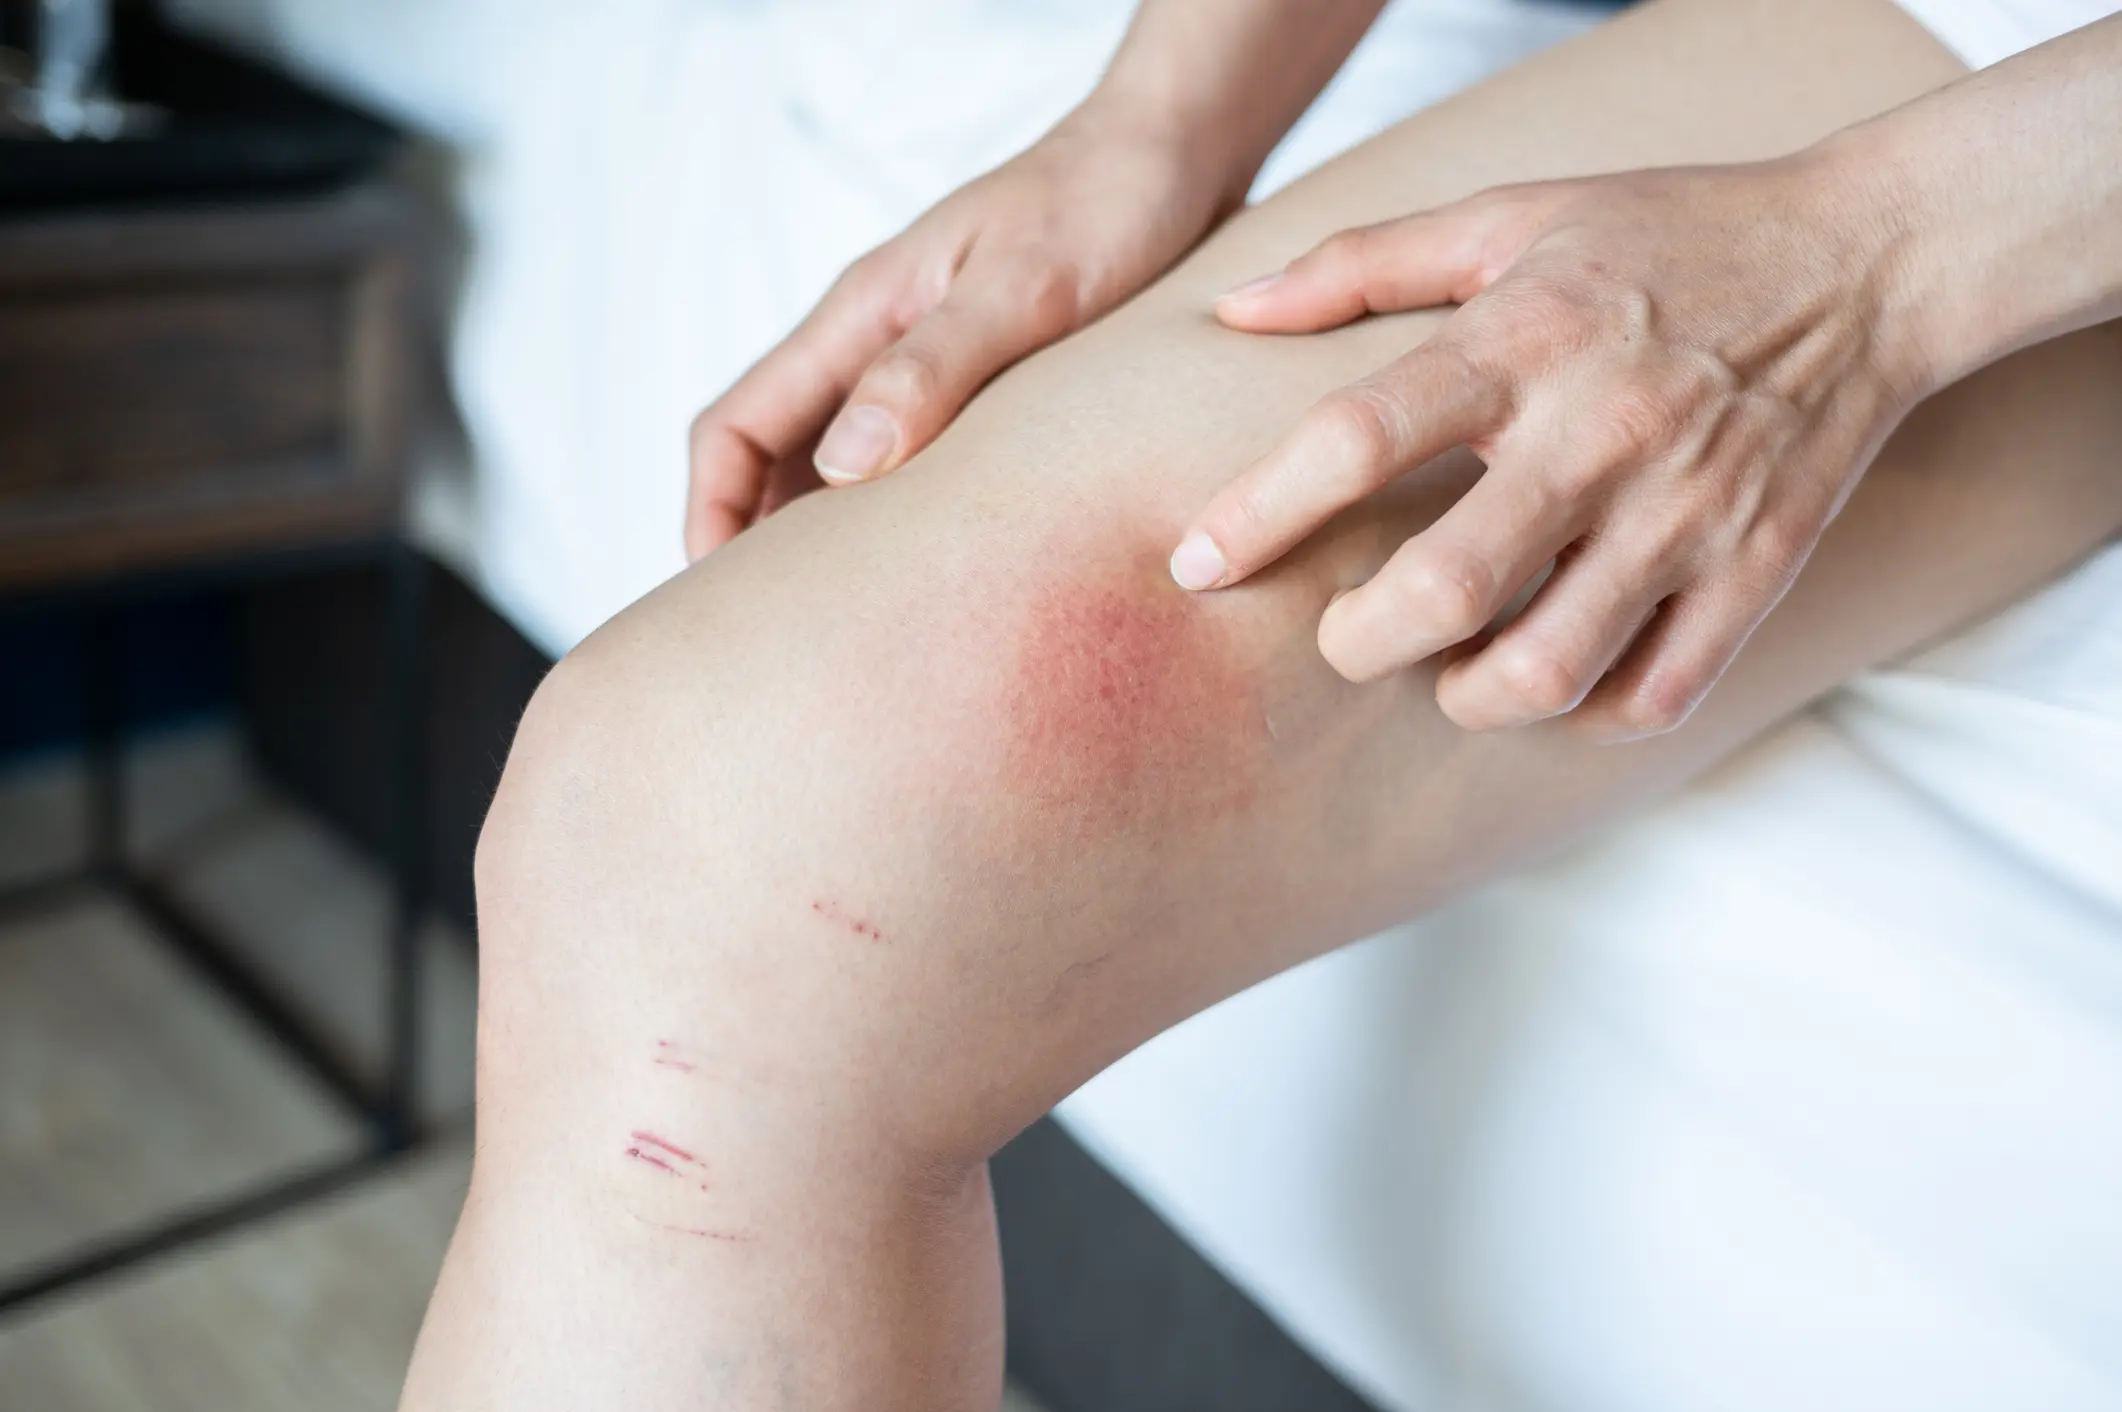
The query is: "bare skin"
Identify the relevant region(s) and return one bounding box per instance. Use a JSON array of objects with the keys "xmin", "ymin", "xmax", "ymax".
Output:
[{"xmin": 402, "ymin": 1, "xmax": 2122, "ymax": 1407}]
